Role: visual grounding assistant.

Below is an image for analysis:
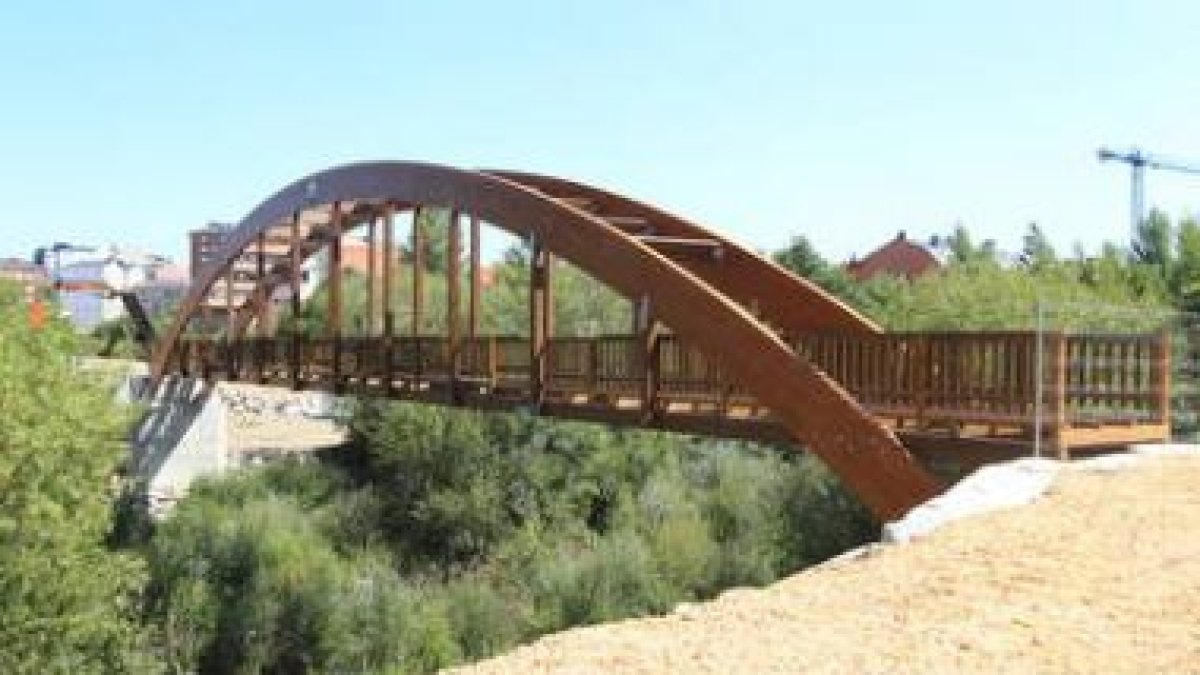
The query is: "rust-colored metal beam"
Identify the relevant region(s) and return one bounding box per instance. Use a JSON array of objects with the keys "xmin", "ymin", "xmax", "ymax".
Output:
[{"xmin": 151, "ymin": 162, "xmax": 938, "ymax": 520}]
